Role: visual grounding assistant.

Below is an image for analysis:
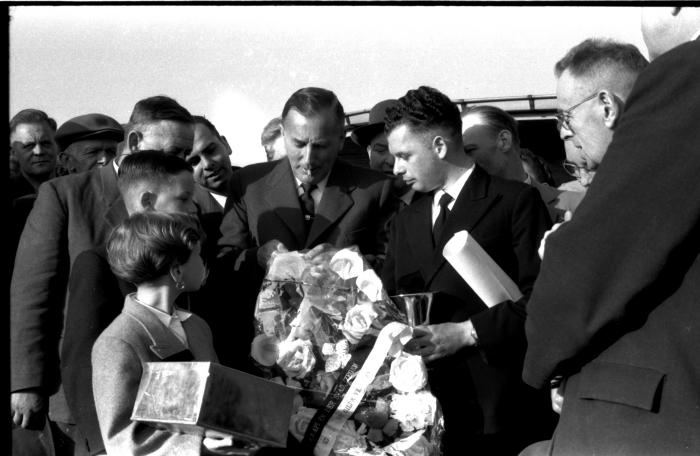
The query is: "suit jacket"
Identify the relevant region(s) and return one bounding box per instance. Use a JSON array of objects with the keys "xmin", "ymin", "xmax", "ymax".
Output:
[
  {"xmin": 382, "ymin": 166, "xmax": 554, "ymax": 451},
  {"xmin": 530, "ymin": 180, "xmax": 584, "ymax": 223},
  {"xmin": 92, "ymin": 295, "xmax": 218, "ymax": 456},
  {"xmin": 218, "ymin": 158, "xmax": 394, "ymax": 263},
  {"xmin": 11, "ymin": 163, "xmax": 127, "ymax": 423},
  {"xmin": 523, "ymin": 40, "xmax": 700, "ymax": 454},
  {"xmin": 61, "ymin": 248, "xmax": 135, "ymax": 454}
]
